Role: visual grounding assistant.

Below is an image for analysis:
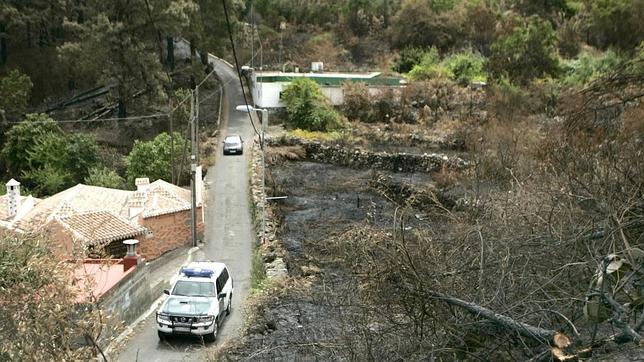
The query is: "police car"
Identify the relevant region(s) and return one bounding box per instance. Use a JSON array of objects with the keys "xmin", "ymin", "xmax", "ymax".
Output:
[{"xmin": 156, "ymin": 261, "xmax": 233, "ymax": 342}]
